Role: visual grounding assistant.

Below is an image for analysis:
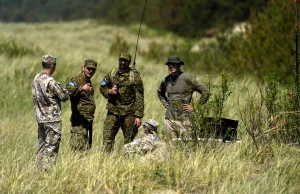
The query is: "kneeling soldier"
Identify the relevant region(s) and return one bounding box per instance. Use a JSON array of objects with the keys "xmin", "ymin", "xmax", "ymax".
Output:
[{"xmin": 124, "ymin": 119, "xmax": 168, "ymax": 162}]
